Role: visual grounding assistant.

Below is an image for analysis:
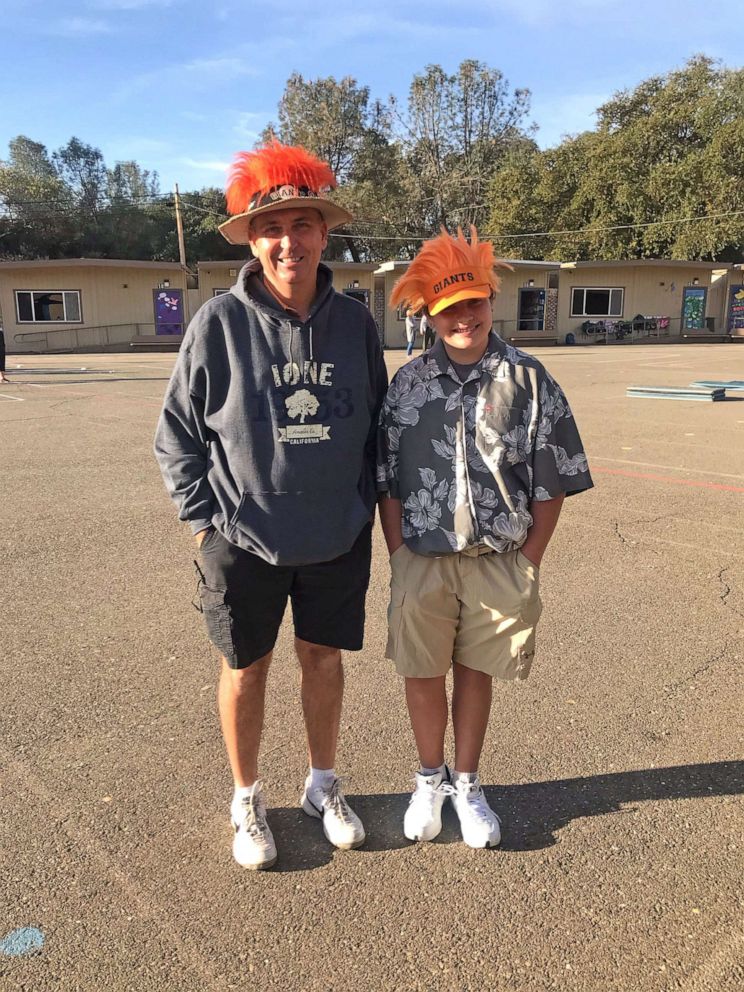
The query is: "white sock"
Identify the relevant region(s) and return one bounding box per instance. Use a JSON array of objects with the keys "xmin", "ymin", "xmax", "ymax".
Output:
[
  {"xmin": 452, "ymin": 770, "xmax": 479, "ymax": 784},
  {"xmin": 231, "ymin": 784, "xmax": 258, "ymax": 821},
  {"xmin": 420, "ymin": 763, "xmax": 447, "ymax": 778},
  {"xmin": 309, "ymin": 767, "xmax": 336, "ymax": 791}
]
